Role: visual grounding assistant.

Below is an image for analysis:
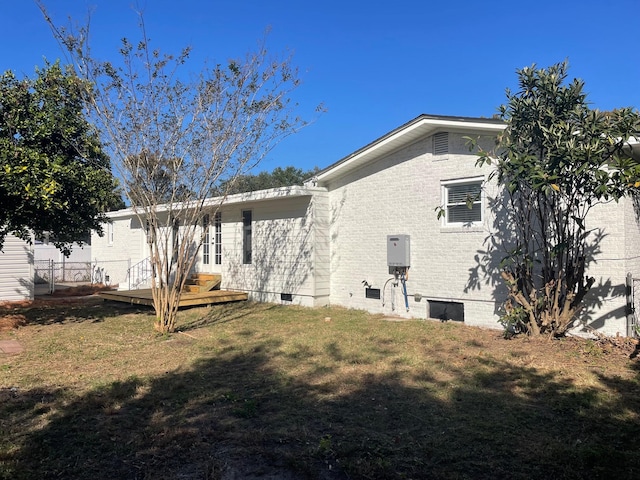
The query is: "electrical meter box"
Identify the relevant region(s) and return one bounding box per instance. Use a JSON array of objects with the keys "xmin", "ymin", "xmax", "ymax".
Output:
[{"xmin": 387, "ymin": 235, "xmax": 410, "ymax": 267}]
